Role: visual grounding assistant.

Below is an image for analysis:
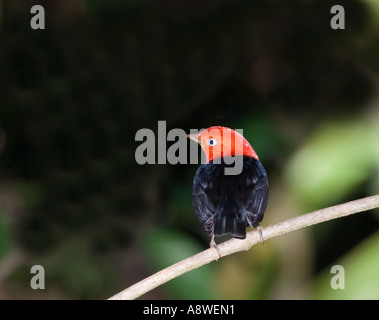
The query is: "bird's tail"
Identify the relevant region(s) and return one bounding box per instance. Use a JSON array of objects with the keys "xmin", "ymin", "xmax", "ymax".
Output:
[{"xmin": 213, "ymin": 212, "xmax": 247, "ymax": 239}]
